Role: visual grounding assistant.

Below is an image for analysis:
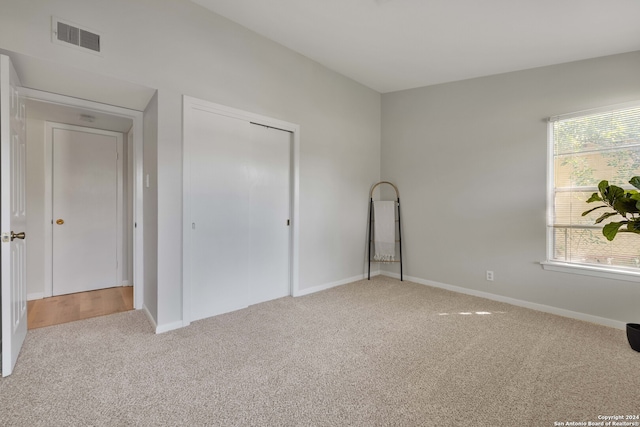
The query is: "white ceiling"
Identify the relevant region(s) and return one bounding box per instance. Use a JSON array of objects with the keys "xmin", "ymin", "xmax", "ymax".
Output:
[
  {"xmin": 0, "ymin": 49, "xmax": 155, "ymax": 111},
  {"xmin": 192, "ymin": 0, "xmax": 640, "ymax": 93}
]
